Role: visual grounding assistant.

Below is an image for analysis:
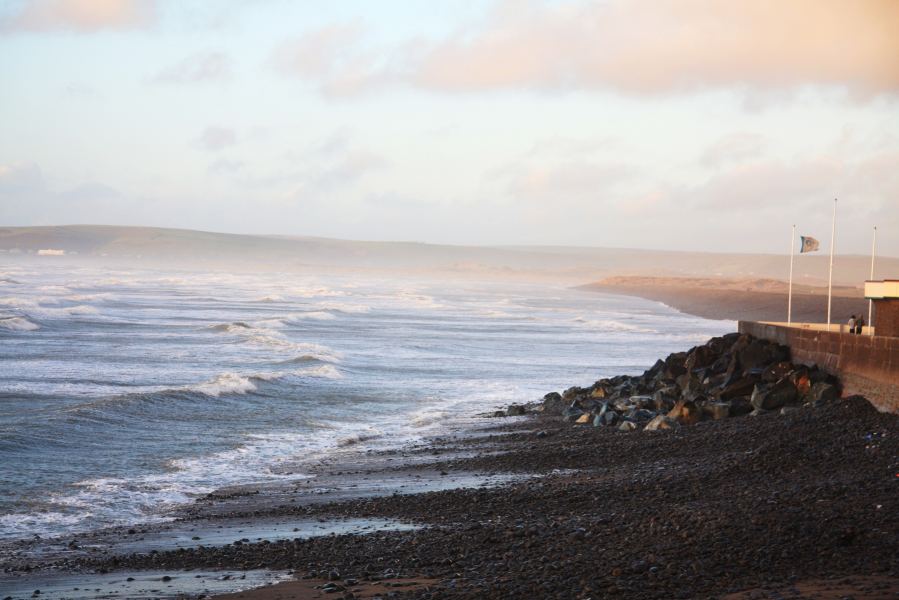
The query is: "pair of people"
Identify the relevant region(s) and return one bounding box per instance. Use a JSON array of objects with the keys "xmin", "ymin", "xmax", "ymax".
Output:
[{"xmin": 847, "ymin": 314, "xmax": 866, "ymax": 334}]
